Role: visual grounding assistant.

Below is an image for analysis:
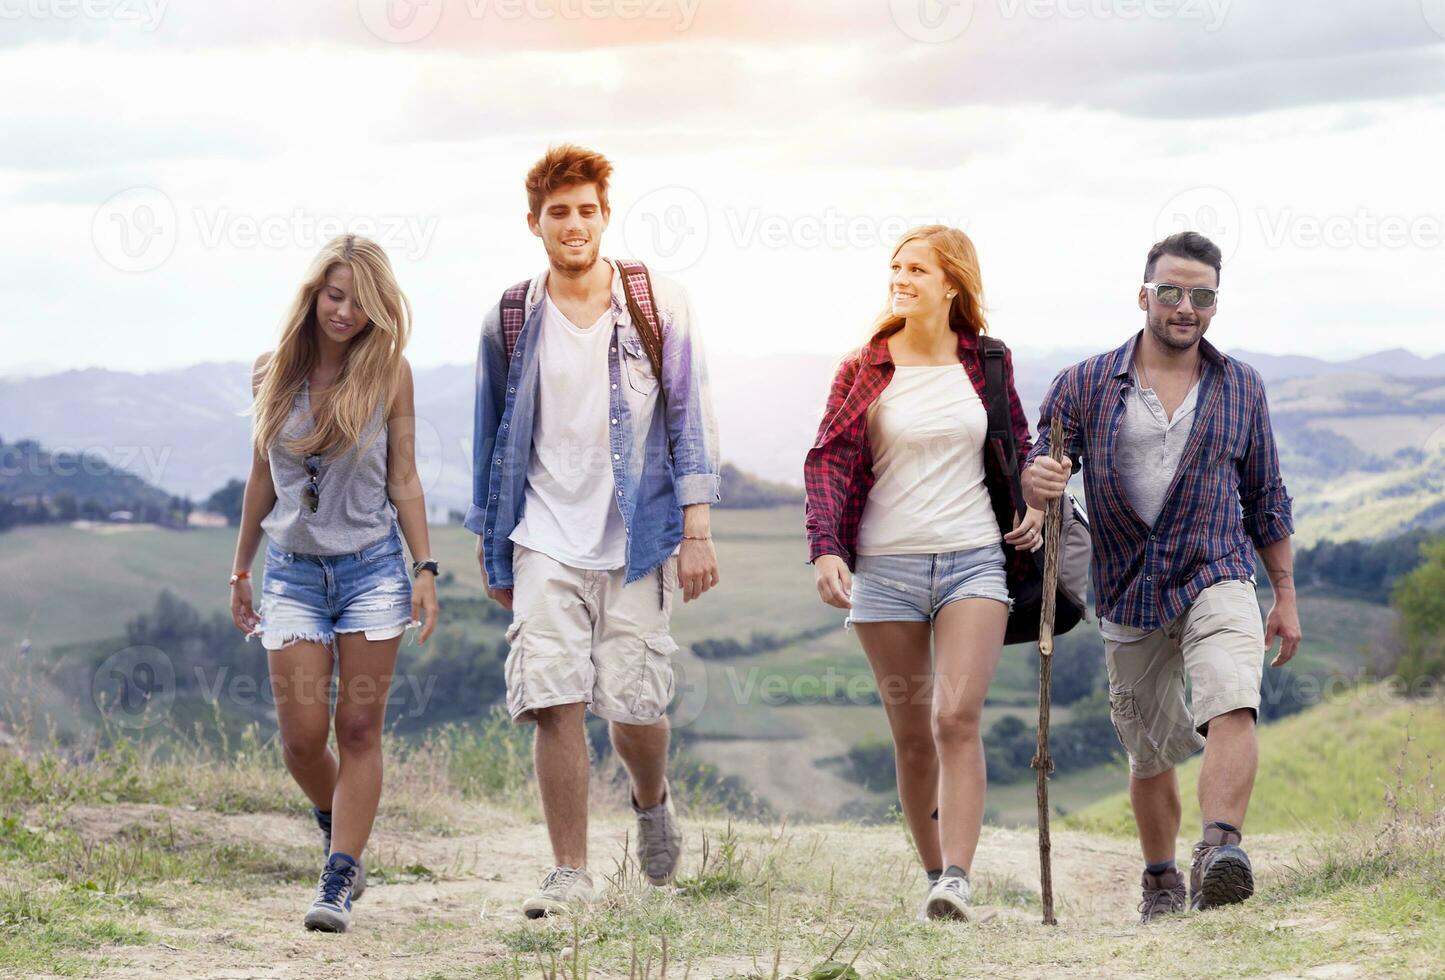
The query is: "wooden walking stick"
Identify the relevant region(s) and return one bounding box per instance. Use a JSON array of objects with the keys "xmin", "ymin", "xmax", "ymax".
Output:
[{"xmin": 1032, "ymin": 415, "xmax": 1066, "ymax": 926}]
